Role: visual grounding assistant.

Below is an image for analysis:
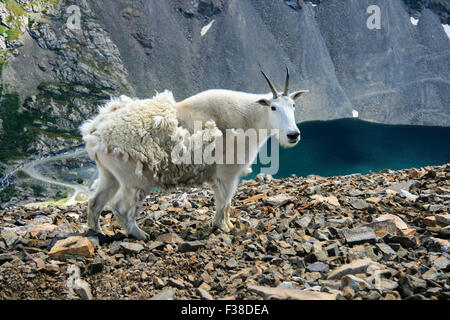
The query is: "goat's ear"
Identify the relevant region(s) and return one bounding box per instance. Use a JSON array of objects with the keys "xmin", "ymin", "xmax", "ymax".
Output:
[
  {"xmin": 257, "ymin": 98, "xmax": 271, "ymax": 106},
  {"xmin": 290, "ymin": 90, "xmax": 309, "ymax": 100}
]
